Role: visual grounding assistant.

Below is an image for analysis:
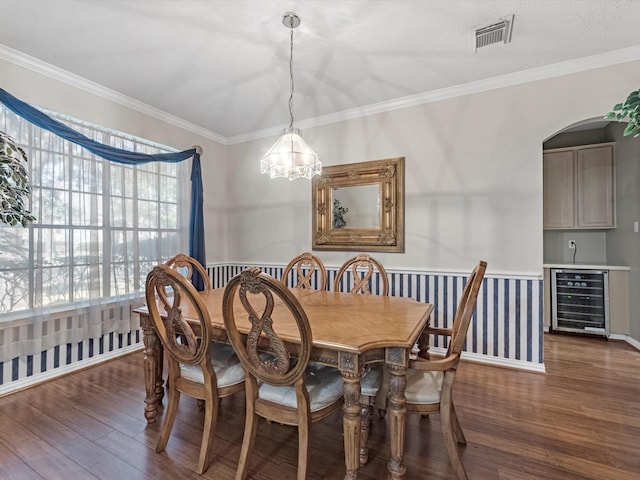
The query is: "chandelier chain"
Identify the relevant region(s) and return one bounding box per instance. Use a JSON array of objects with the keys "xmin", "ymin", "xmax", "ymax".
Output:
[{"xmin": 288, "ymin": 17, "xmax": 295, "ymax": 129}]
